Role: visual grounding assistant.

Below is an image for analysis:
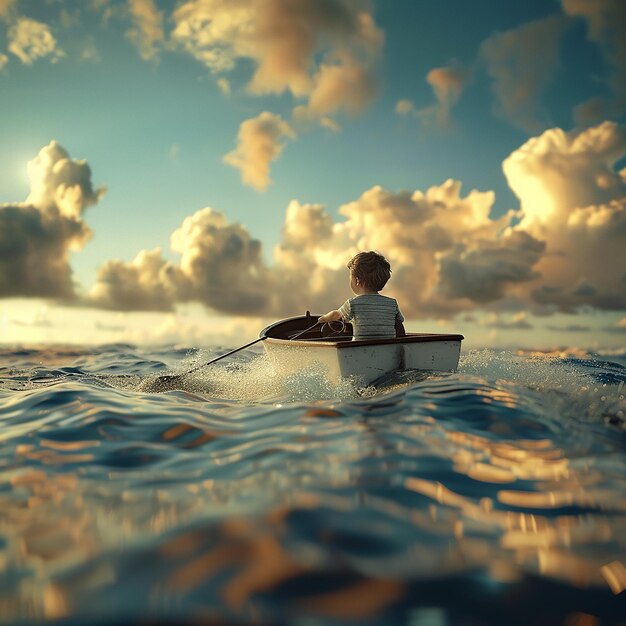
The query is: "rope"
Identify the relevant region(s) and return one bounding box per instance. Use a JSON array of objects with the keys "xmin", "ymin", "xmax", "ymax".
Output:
[
  {"xmin": 288, "ymin": 318, "xmax": 347, "ymax": 340},
  {"xmin": 289, "ymin": 321, "xmax": 322, "ymax": 340},
  {"xmin": 321, "ymin": 319, "xmax": 346, "ymax": 337}
]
